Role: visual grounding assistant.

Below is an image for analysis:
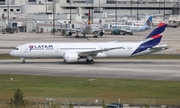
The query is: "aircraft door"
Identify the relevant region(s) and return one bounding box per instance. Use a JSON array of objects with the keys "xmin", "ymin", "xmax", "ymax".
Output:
[
  {"xmin": 98, "ymin": 46, "xmax": 103, "ymax": 50},
  {"xmin": 24, "ymin": 46, "xmax": 29, "ymax": 54},
  {"xmin": 55, "ymin": 46, "xmax": 59, "ymax": 53}
]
